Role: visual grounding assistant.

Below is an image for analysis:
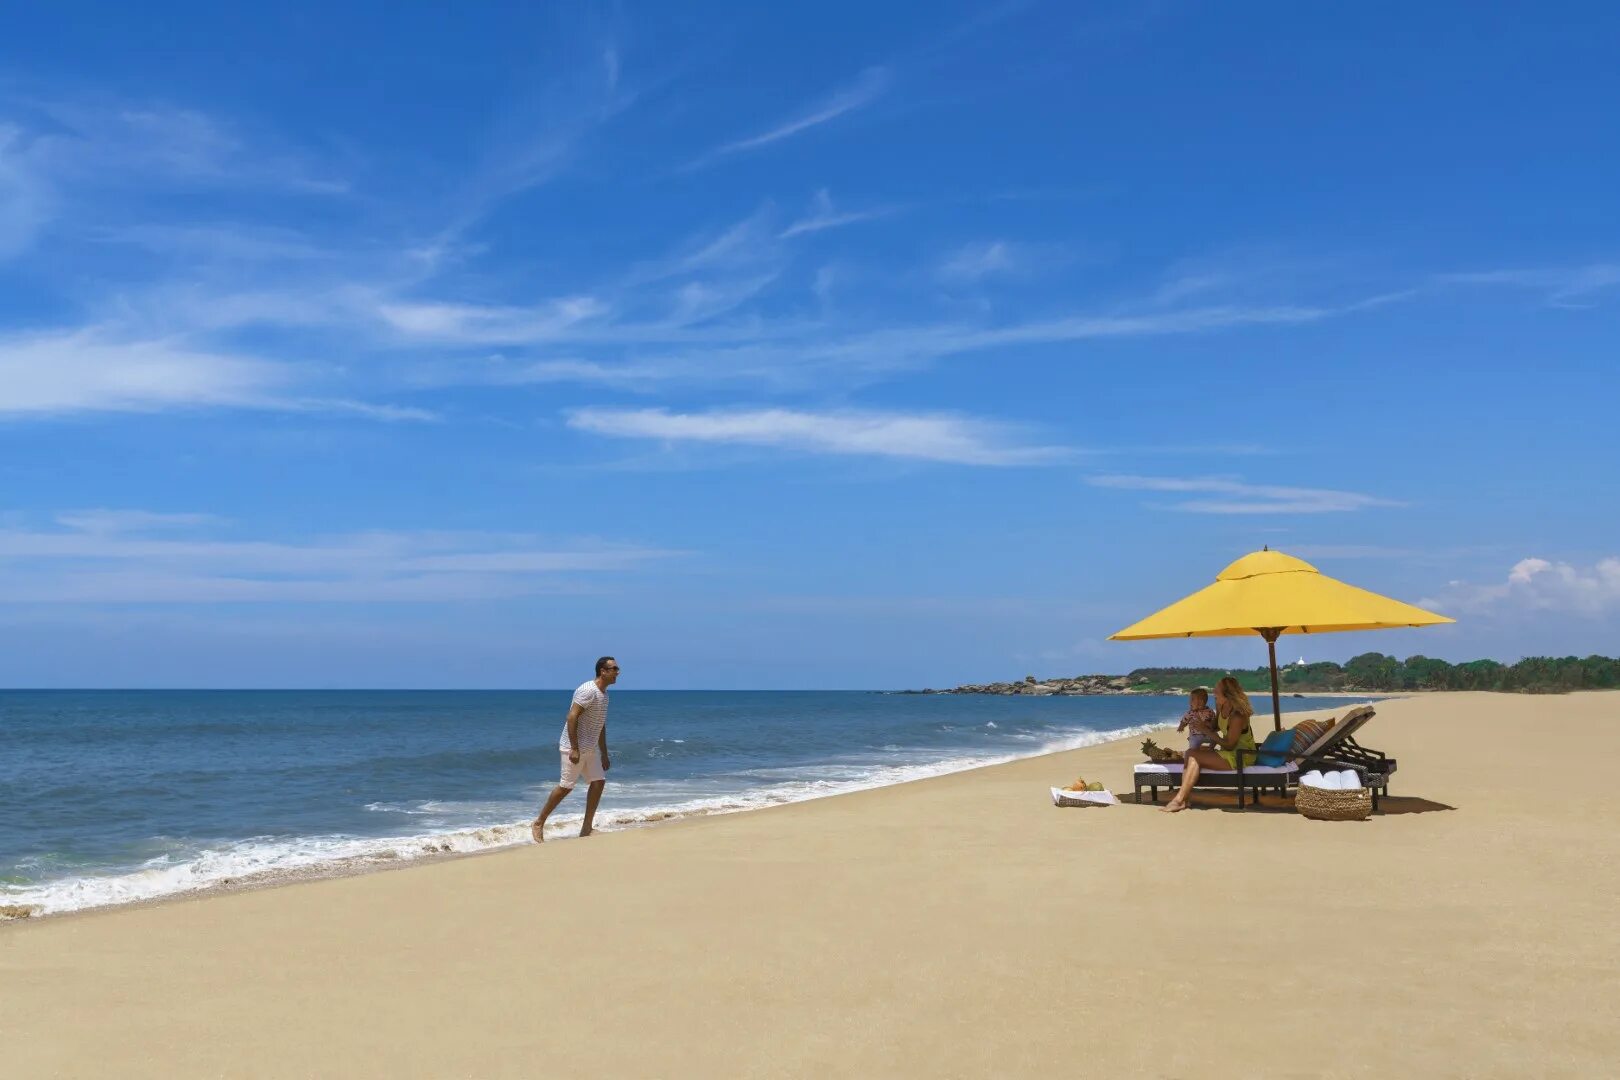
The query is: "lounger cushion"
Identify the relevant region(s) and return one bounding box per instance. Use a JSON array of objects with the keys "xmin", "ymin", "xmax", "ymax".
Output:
[
  {"xmin": 1255, "ymin": 728, "xmax": 1297, "ymax": 767},
  {"xmin": 1134, "ymin": 762, "xmax": 1298, "ymax": 776},
  {"xmin": 1299, "ymin": 706, "xmax": 1374, "ymax": 757},
  {"xmin": 1288, "ymin": 717, "xmax": 1334, "ymax": 756}
]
